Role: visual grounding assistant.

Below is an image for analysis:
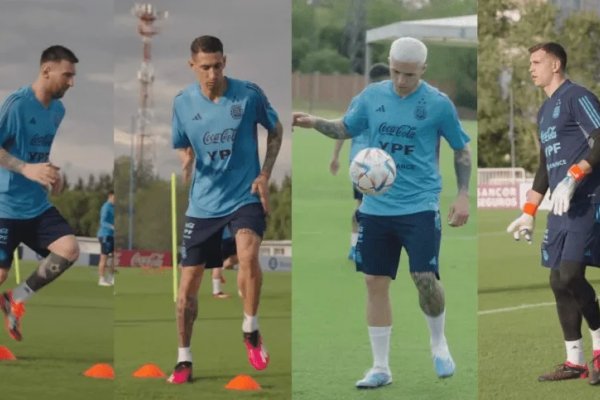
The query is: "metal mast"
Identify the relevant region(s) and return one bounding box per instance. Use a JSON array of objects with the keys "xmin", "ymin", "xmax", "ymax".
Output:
[{"xmin": 131, "ymin": 3, "xmax": 167, "ymax": 171}]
